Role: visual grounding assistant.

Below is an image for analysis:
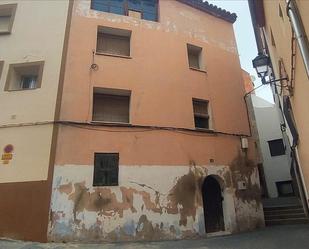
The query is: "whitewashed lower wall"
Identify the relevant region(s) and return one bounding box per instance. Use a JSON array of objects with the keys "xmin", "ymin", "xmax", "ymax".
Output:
[{"xmin": 48, "ymin": 164, "xmax": 264, "ymax": 242}]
